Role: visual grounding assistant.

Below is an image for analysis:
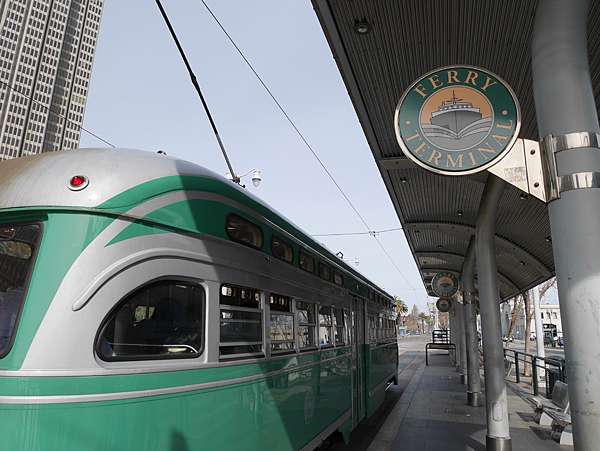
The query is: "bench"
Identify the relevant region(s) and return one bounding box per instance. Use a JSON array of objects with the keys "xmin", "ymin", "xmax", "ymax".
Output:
[
  {"xmin": 527, "ymin": 380, "xmax": 569, "ymax": 424},
  {"xmin": 526, "ymin": 381, "xmax": 572, "ymax": 445},
  {"xmin": 425, "ymin": 342, "xmax": 456, "ymax": 366},
  {"xmin": 548, "ymin": 411, "xmax": 573, "ymax": 446}
]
